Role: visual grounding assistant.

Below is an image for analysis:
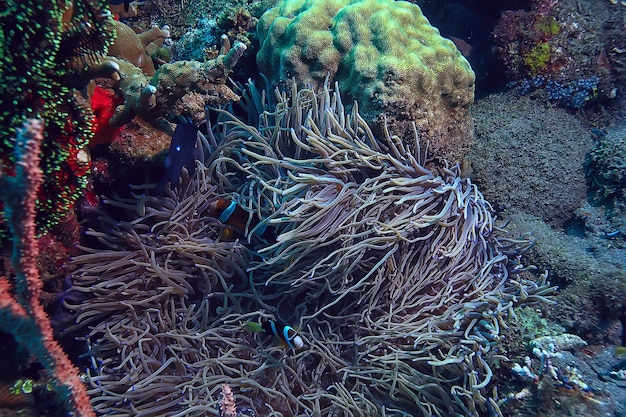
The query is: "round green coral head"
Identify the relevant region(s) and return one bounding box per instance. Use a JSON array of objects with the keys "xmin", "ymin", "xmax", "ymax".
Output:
[
  {"xmin": 257, "ymin": 0, "xmax": 476, "ymax": 162},
  {"xmin": 257, "ymin": 0, "xmax": 475, "ymax": 106}
]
